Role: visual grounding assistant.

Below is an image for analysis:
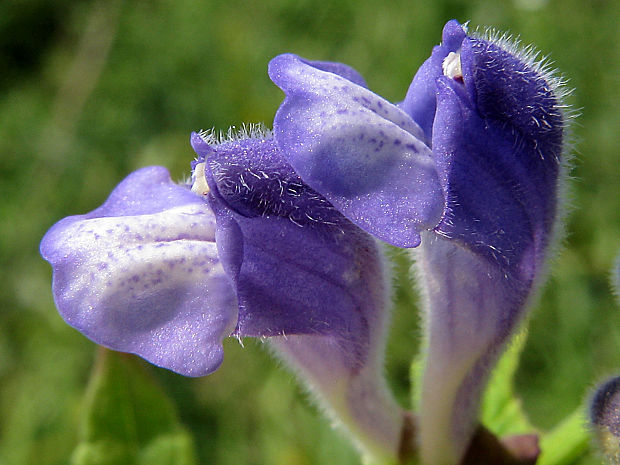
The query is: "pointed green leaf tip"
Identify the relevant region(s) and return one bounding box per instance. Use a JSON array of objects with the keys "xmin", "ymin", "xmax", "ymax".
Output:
[
  {"xmin": 481, "ymin": 332, "xmax": 534, "ymax": 436},
  {"xmin": 481, "ymin": 333, "xmax": 590, "ymax": 465},
  {"xmin": 71, "ymin": 349, "xmax": 197, "ymax": 465},
  {"xmin": 537, "ymin": 408, "xmax": 589, "ymax": 465}
]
